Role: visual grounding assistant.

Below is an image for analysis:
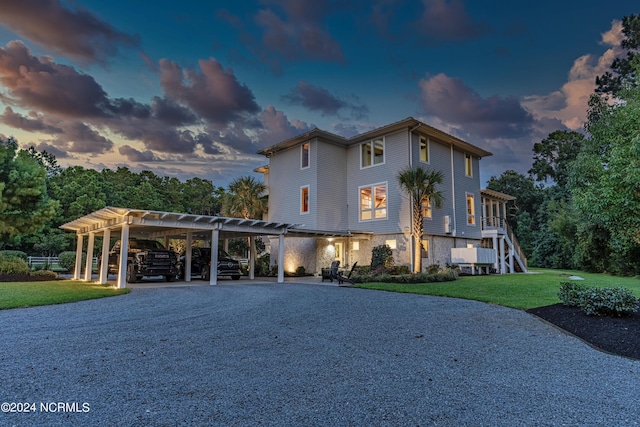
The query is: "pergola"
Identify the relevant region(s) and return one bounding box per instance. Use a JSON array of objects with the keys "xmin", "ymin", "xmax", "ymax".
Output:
[{"xmin": 60, "ymin": 207, "xmax": 297, "ymax": 288}]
